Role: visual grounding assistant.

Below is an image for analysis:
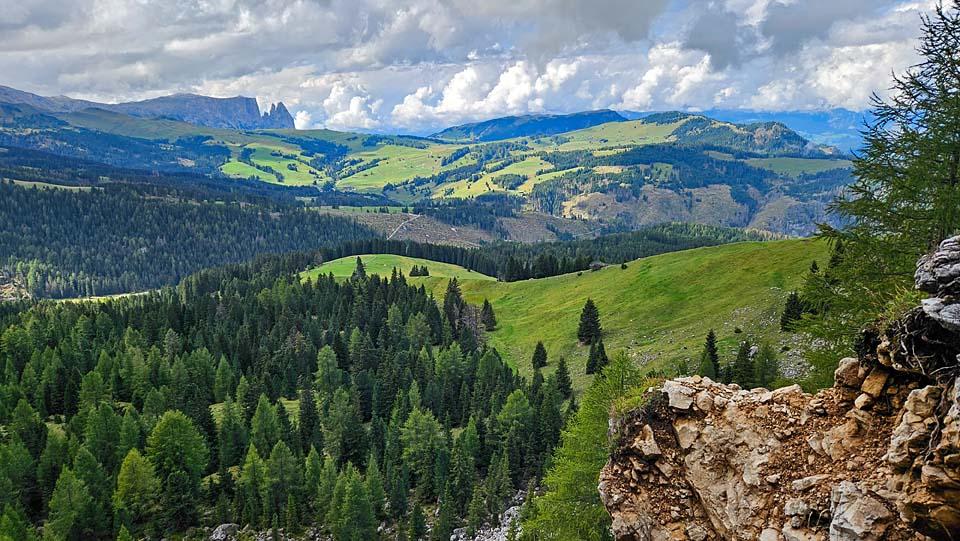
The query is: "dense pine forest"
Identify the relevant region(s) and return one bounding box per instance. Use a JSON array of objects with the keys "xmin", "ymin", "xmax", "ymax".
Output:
[
  {"xmin": 0, "ymin": 253, "xmax": 566, "ymax": 540},
  {"xmin": 0, "ymin": 182, "xmax": 376, "ymax": 298}
]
